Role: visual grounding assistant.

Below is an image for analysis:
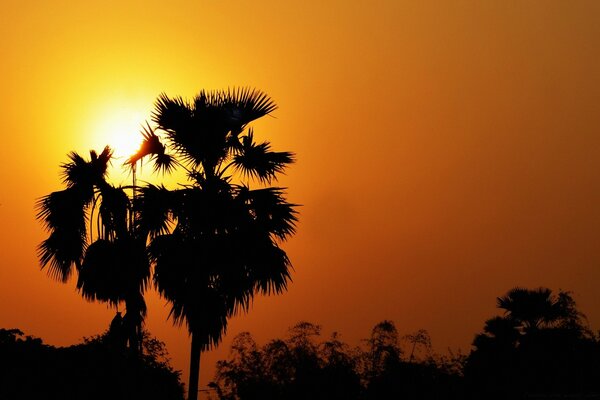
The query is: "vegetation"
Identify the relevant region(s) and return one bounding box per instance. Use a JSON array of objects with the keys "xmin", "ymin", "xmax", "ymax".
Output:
[
  {"xmin": 209, "ymin": 287, "xmax": 600, "ymax": 400},
  {"xmin": 0, "ymin": 327, "xmax": 183, "ymax": 400},
  {"xmin": 465, "ymin": 287, "xmax": 600, "ymax": 399},
  {"xmin": 37, "ymin": 88, "xmax": 297, "ymax": 400},
  {"xmin": 33, "ymin": 90, "xmax": 597, "ymax": 400},
  {"xmin": 36, "ymin": 147, "xmax": 149, "ymax": 354},
  {"xmin": 209, "ymin": 321, "xmax": 464, "ymax": 400},
  {"xmin": 128, "ymin": 88, "xmax": 297, "ymax": 399}
]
